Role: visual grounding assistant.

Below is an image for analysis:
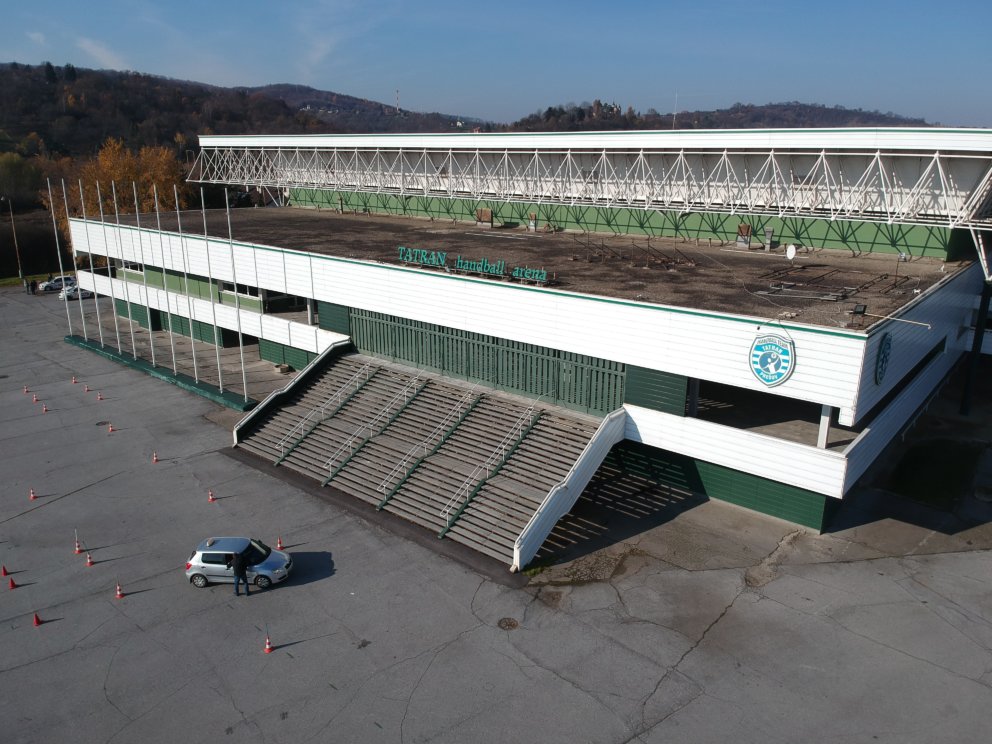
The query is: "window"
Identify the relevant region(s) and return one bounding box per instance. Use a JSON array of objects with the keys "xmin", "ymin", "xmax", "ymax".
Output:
[
  {"xmin": 219, "ymin": 281, "xmax": 259, "ymax": 297},
  {"xmin": 121, "ymin": 260, "xmax": 143, "ymax": 272},
  {"xmin": 201, "ymin": 553, "xmax": 228, "ymax": 565}
]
